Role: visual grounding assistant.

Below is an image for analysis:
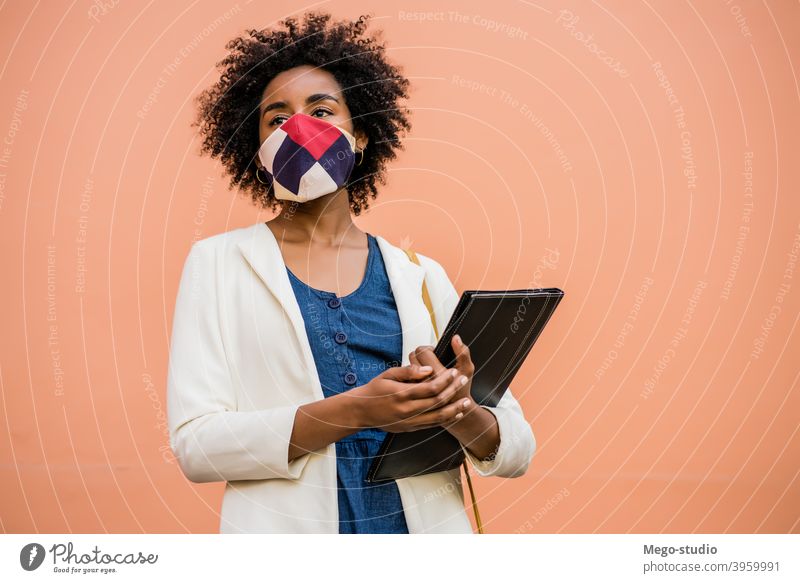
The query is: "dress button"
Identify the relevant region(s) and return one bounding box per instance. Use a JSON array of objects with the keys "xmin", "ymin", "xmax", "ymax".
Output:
[
  {"xmin": 327, "ymin": 297, "xmax": 341, "ymax": 309},
  {"xmin": 334, "ymin": 332, "xmax": 347, "ymax": 344},
  {"xmin": 344, "ymin": 372, "xmax": 357, "ymax": 385}
]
